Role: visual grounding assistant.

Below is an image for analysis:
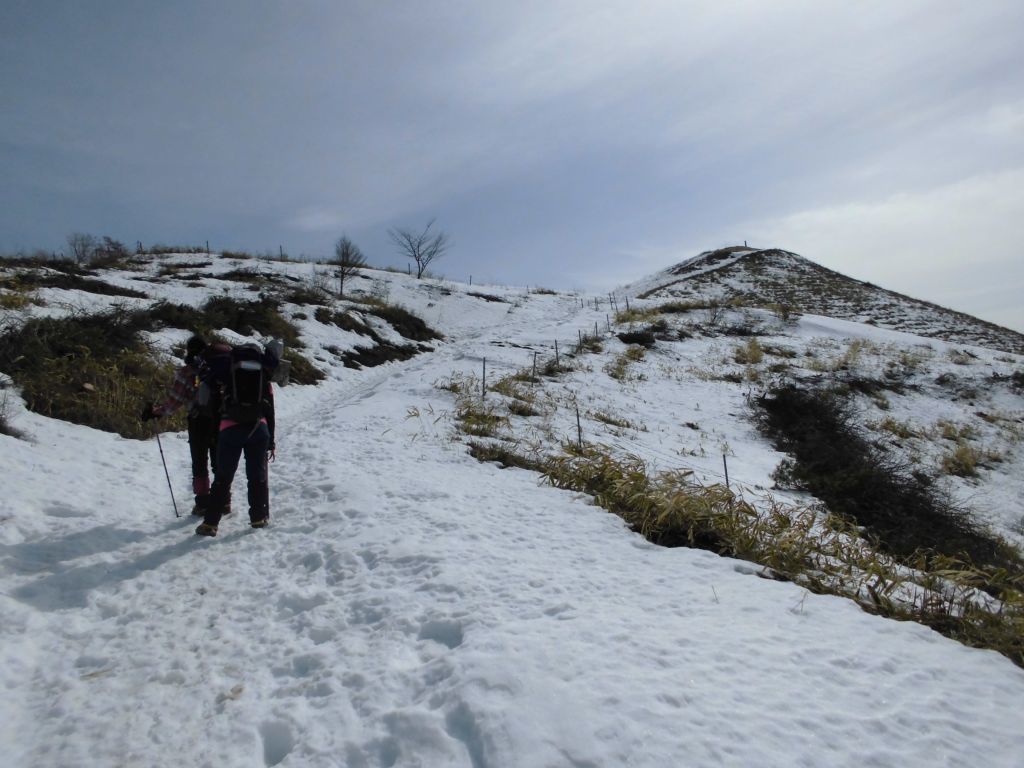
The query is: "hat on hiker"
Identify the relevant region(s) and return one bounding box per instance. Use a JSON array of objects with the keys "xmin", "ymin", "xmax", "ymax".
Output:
[{"xmin": 185, "ymin": 335, "xmax": 207, "ymax": 360}]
